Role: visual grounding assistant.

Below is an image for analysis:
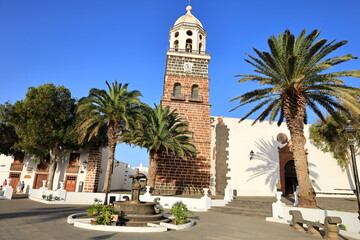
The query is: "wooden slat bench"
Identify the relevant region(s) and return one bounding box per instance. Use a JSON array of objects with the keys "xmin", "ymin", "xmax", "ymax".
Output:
[{"xmin": 289, "ymin": 210, "xmax": 342, "ymax": 239}]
